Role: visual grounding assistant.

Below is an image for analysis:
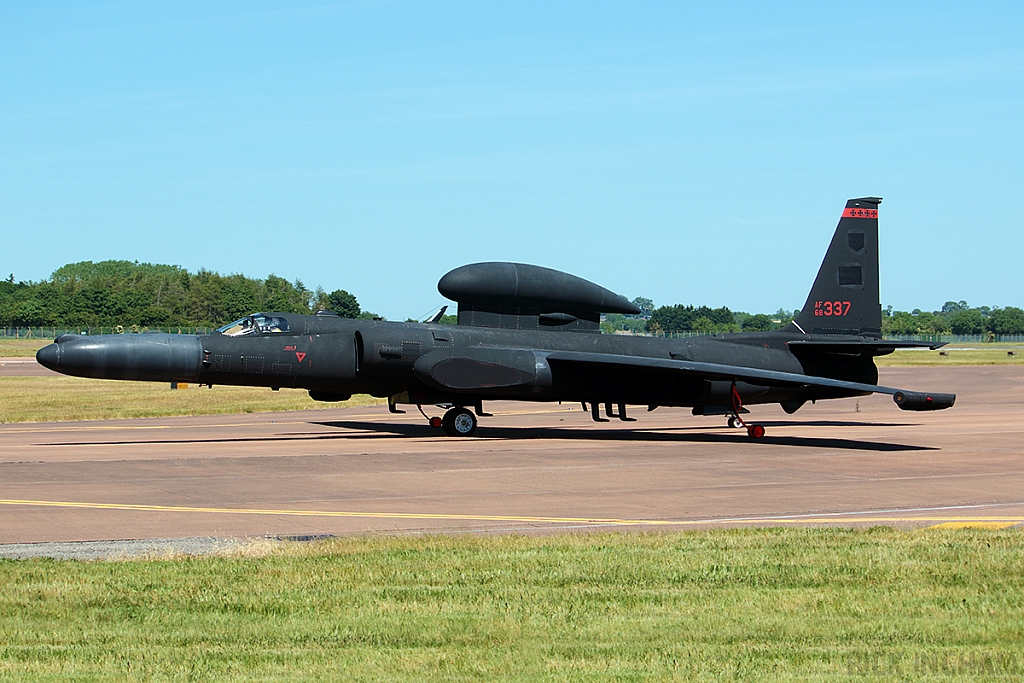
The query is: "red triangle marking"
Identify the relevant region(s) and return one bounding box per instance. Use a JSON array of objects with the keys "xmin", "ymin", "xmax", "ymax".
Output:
[{"xmin": 295, "ymin": 351, "xmax": 307, "ymax": 362}]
